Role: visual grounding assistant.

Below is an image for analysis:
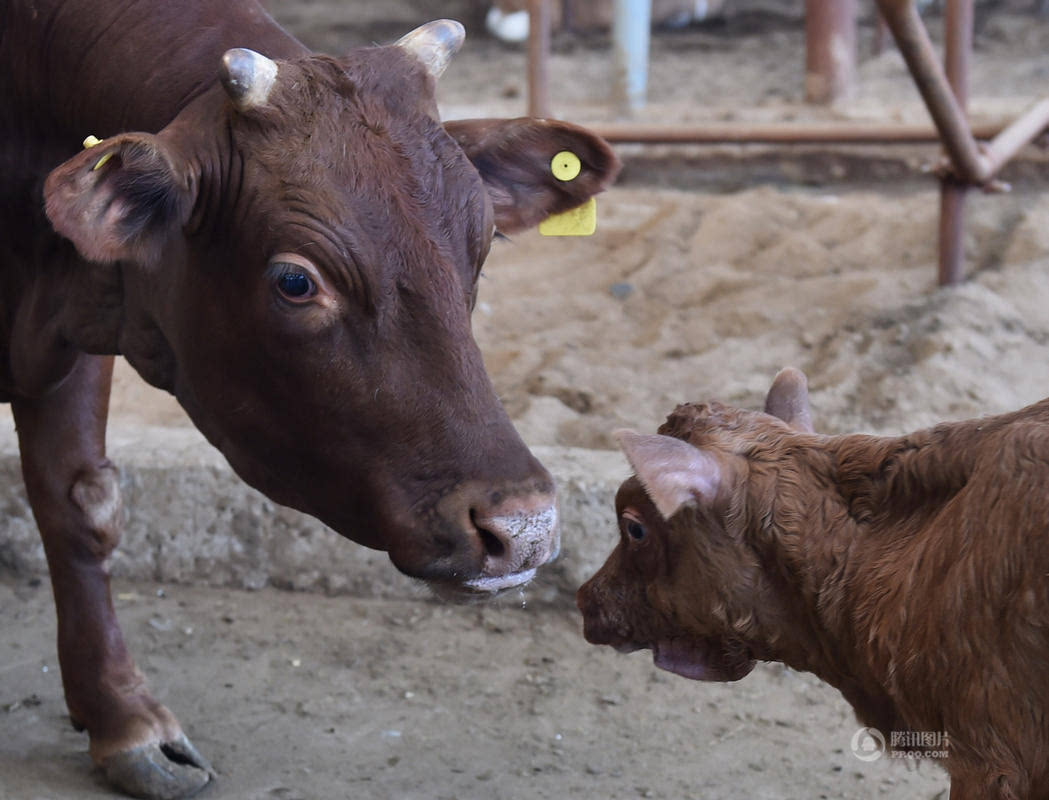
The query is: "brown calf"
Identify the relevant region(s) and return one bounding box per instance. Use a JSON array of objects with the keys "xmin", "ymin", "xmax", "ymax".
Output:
[{"xmin": 578, "ymin": 368, "xmax": 1049, "ymax": 799}]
